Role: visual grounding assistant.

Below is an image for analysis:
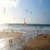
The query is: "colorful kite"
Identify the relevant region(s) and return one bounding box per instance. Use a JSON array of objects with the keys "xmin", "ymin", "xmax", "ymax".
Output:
[
  {"xmin": 24, "ymin": 18, "xmax": 26, "ymax": 28},
  {"xmin": 44, "ymin": 11, "xmax": 46, "ymax": 16}
]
